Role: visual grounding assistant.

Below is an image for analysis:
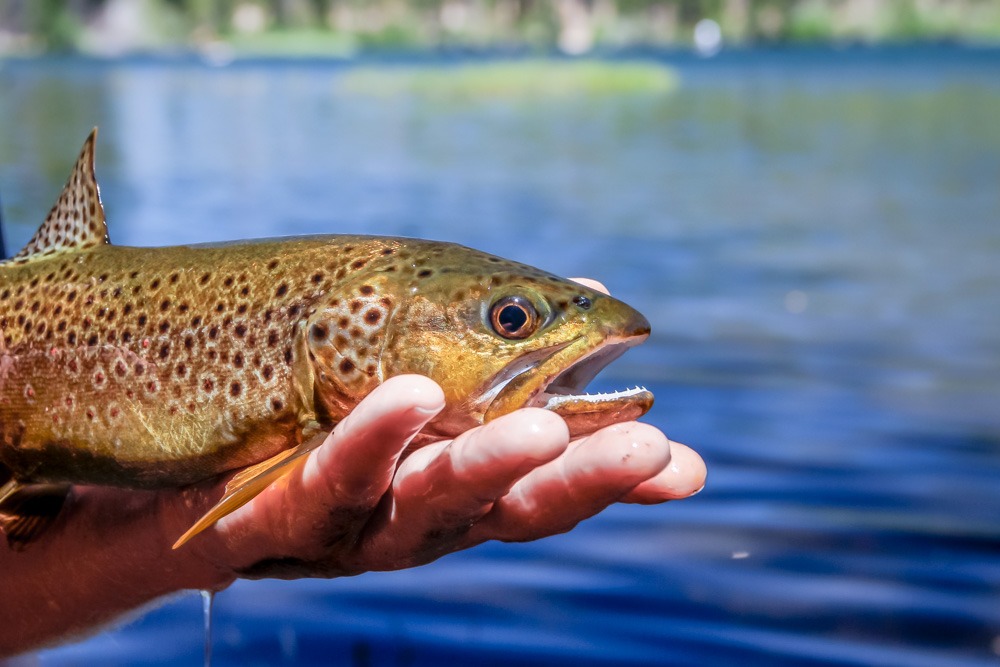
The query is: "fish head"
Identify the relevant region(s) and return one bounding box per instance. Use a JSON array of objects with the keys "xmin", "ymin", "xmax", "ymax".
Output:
[{"xmin": 305, "ymin": 241, "xmax": 653, "ymax": 439}]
